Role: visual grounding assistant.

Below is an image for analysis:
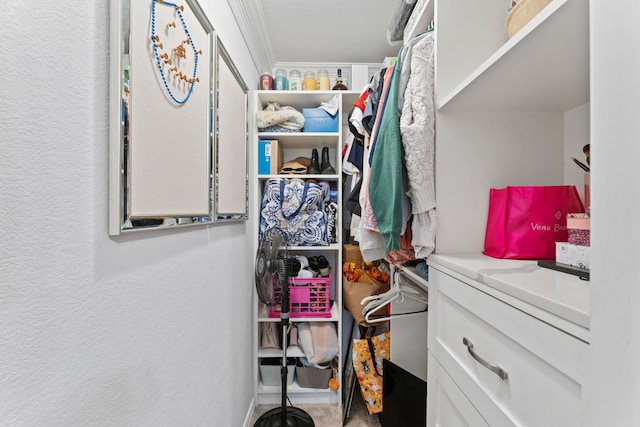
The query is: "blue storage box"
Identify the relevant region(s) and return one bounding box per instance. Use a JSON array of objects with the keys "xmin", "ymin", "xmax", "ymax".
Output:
[
  {"xmin": 258, "ymin": 140, "xmax": 282, "ymax": 175},
  {"xmin": 303, "ymin": 108, "xmax": 338, "ymax": 132}
]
